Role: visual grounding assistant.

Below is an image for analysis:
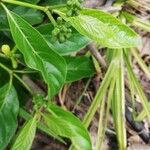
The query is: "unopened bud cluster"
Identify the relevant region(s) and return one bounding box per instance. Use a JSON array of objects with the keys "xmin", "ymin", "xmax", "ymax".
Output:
[
  {"xmin": 52, "ymin": 17, "xmax": 72, "ymax": 43},
  {"xmin": 66, "ymin": 0, "xmax": 84, "ymax": 16}
]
